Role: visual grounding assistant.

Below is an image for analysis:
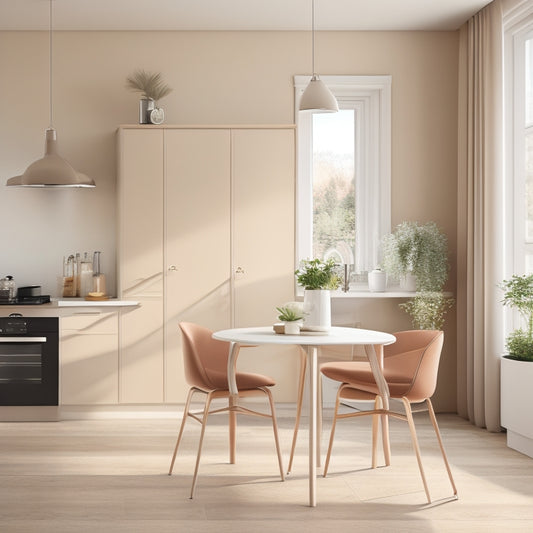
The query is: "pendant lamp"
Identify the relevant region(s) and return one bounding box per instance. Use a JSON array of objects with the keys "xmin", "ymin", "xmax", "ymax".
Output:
[
  {"xmin": 299, "ymin": 0, "xmax": 338, "ymax": 113},
  {"xmin": 6, "ymin": 0, "xmax": 94, "ymax": 188}
]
